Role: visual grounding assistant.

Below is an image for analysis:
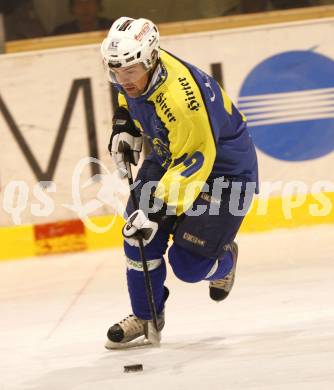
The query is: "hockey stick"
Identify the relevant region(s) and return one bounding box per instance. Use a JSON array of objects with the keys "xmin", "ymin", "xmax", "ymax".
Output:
[{"xmin": 122, "ymin": 143, "xmax": 160, "ymax": 345}]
